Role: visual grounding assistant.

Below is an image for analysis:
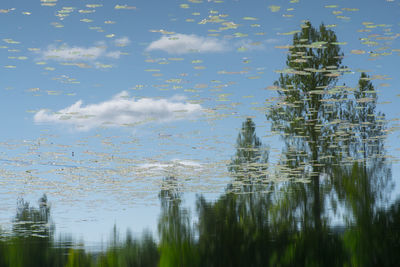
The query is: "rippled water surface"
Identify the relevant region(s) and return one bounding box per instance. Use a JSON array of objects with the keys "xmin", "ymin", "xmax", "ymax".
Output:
[{"xmin": 1, "ymin": 0, "xmax": 400, "ymax": 266}]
